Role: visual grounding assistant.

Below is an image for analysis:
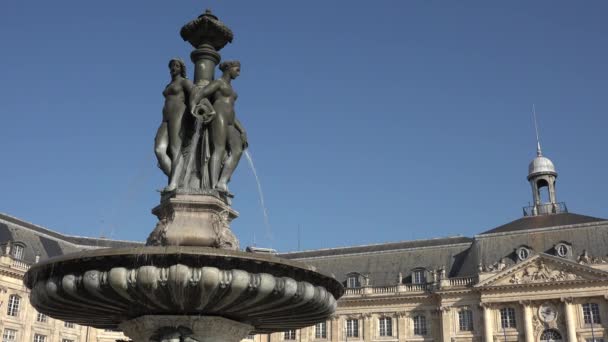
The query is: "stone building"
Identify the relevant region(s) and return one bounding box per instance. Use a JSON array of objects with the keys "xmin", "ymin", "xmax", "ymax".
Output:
[{"xmin": 1, "ymin": 148, "xmax": 607, "ymax": 342}]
